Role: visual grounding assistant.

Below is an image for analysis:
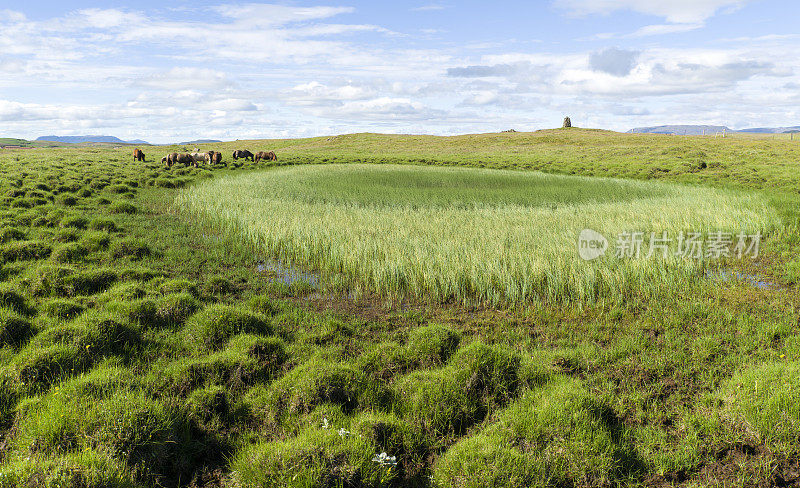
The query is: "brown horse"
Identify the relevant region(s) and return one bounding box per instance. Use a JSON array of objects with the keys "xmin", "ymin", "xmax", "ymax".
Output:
[
  {"xmin": 232, "ymin": 149, "xmax": 254, "ymax": 162},
  {"xmin": 133, "ymin": 148, "xmax": 145, "ymax": 162},
  {"xmin": 254, "ymin": 151, "xmax": 277, "ymax": 163},
  {"xmin": 205, "ymin": 151, "xmax": 225, "ymax": 166}
]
